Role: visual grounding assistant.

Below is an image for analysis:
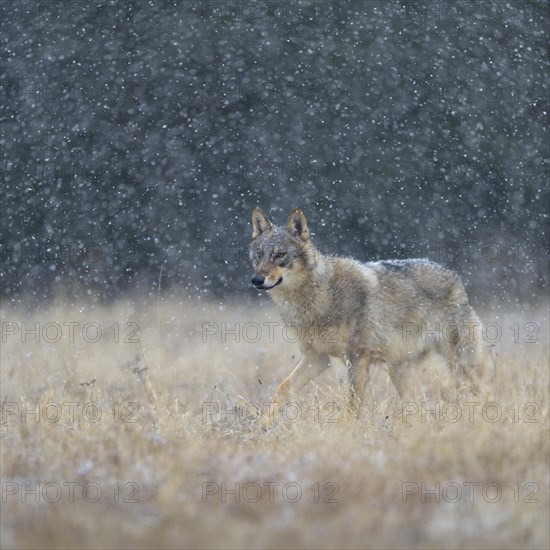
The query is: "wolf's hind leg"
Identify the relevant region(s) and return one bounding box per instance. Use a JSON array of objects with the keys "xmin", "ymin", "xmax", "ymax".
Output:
[
  {"xmin": 443, "ymin": 308, "xmax": 490, "ymax": 401},
  {"xmin": 444, "ymin": 316, "xmax": 489, "ymax": 400},
  {"xmin": 450, "ymin": 342, "xmax": 489, "ymax": 400}
]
